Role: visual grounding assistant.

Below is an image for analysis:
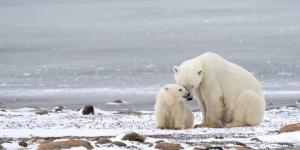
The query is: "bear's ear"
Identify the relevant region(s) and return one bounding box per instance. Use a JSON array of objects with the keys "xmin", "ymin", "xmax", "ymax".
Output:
[
  {"xmin": 198, "ymin": 70, "xmax": 202, "ymax": 75},
  {"xmin": 173, "ymin": 66, "xmax": 179, "ymax": 73},
  {"xmin": 164, "ymin": 87, "xmax": 168, "ymax": 91}
]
